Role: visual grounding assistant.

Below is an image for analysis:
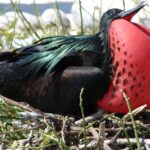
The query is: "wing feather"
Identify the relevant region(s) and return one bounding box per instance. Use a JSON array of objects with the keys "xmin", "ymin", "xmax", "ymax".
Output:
[{"xmin": 1, "ymin": 34, "xmax": 105, "ymax": 77}]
